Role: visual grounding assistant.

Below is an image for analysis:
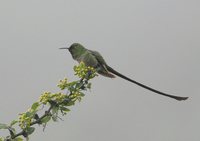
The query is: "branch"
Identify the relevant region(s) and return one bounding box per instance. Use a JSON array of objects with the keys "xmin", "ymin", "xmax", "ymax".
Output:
[{"xmin": 0, "ymin": 62, "xmax": 97, "ymax": 141}]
